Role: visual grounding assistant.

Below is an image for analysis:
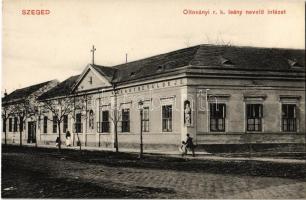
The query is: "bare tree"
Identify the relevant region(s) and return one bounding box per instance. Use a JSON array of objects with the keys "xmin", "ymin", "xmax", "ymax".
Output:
[
  {"xmin": 40, "ymin": 96, "xmax": 75, "ymax": 151},
  {"xmin": 204, "ymin": 33, "xmax": 232, "ymax": 46},
  {"xmin": 1, "ymin": 105, "xmax": 14, "ymax": 146},
  {"xmin": 70, "ymin": 93, "xmax": 87, "ymax": 151},
  {"xmin": 110, "ymin": 95, "xmax": 120, "ymax": 152},
  {"xmin": 10, "ymin": 98, "xmax": 38, "ymax": 147},
  {"xmin": 12, "ymin": 103, "xmax": 27, "ymax": 147},
  {"xmin": 96, "ymin": 88, "xmax": 121, "ymax": 152},
  {"xmin": 109, "ymin": 88, "xmax": 122, "ymax": 153}
]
